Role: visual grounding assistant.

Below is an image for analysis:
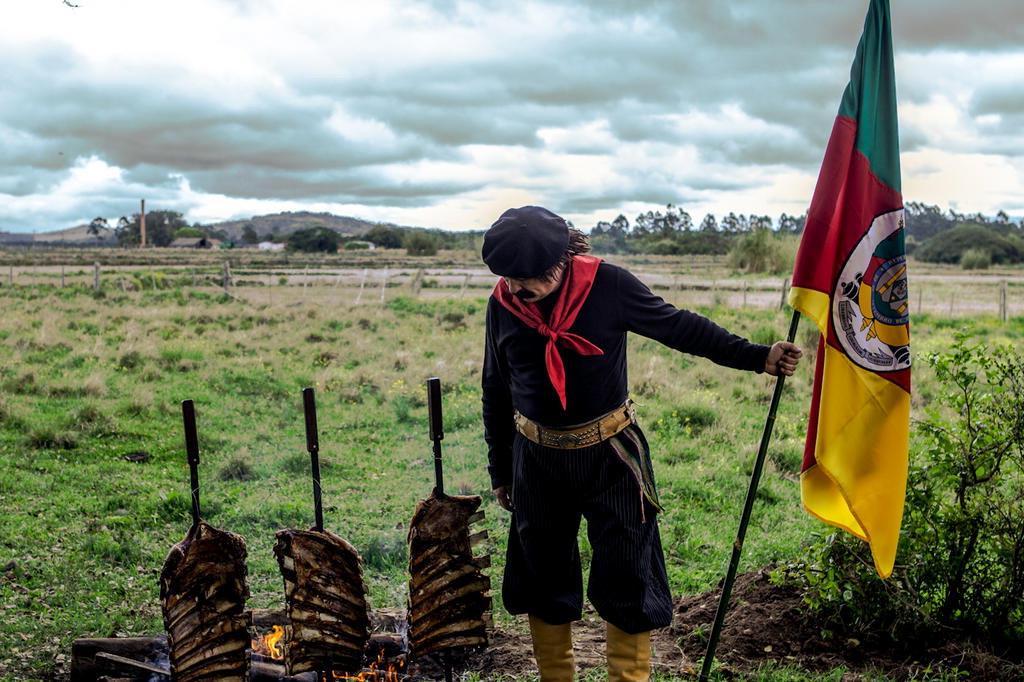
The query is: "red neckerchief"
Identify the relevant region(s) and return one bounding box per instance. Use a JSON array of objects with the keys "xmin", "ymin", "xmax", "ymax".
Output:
[{"xmin": 493, "ymin": 254, "xmax": 604, "ymax": 410}]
